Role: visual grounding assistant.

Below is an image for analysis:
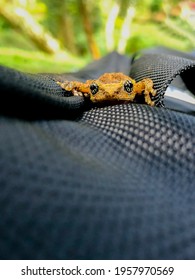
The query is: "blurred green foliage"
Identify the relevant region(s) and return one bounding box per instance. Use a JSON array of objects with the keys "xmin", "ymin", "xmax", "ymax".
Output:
[
  {"xmin": 0, "ymin": 0, "xmax": 194, "ymax": 72},
  {"xmin": 0, "ymin": 47, "xmax": 85, "ymax": 73}
]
